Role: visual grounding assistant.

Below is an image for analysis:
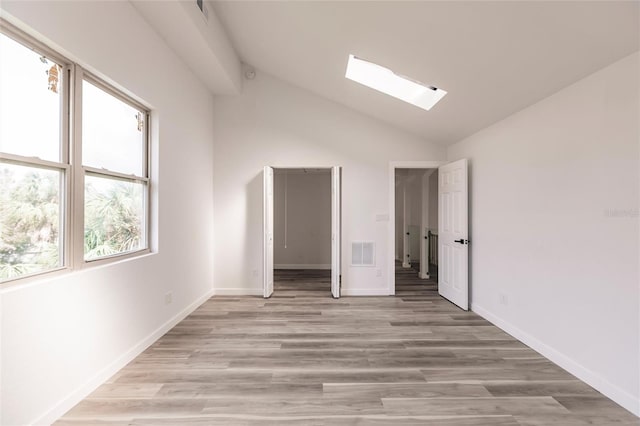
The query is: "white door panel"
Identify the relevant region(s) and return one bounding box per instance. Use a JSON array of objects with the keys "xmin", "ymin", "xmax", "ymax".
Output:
[
  {"xmin": 438, "ymin": 159, "xmax": 468, "ymax": 310},
  {"xmin": 263, "ymin": 166, "xmax": 274, "ymax": 298},
  {"xmin": 331, "ymin": 166, "xmax": 341, "ymax": 298}
]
